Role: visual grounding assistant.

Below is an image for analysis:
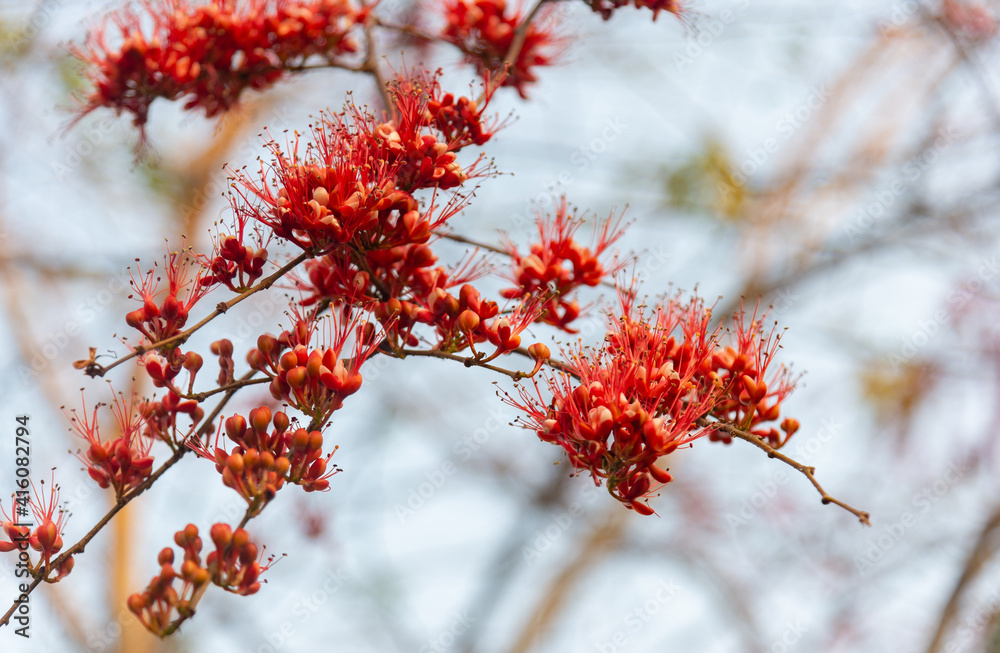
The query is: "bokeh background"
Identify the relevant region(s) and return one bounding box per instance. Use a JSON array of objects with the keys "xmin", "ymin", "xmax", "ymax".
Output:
[{"xmin": 1, "ymin": 0, "xmax": 999, "ymax": 651}]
